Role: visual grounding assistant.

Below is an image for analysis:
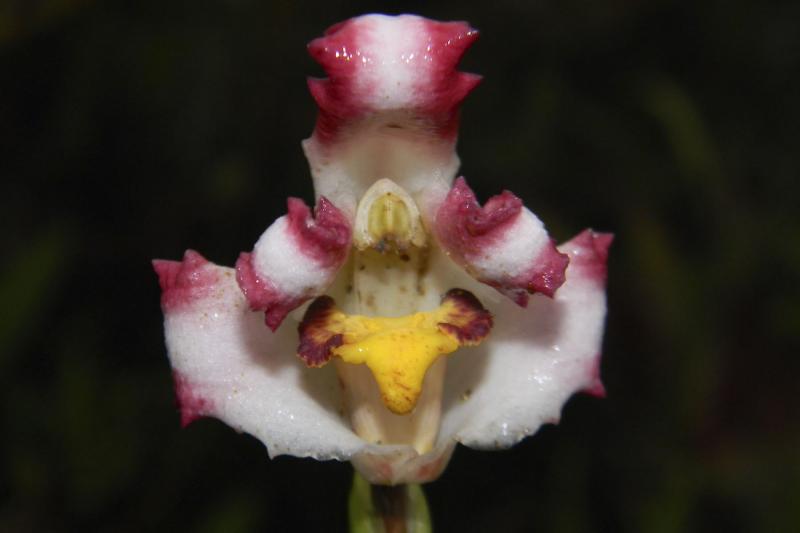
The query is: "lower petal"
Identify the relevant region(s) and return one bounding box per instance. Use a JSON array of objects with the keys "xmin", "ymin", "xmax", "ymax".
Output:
[
  {"xmin": 155, "ymin": 252, "xmax": 363, "ymax": 459},
  {"xmin": 437, "ymin": 229, "xmax": 611, "ymax": 448}
]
